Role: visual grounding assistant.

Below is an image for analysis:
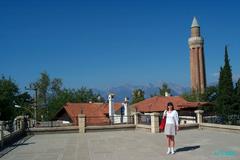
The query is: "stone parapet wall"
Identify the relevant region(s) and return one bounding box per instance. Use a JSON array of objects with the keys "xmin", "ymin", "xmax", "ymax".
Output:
[{"xmin": 199, "ymin": 123, "xmax": 240, "ymax": 133}]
